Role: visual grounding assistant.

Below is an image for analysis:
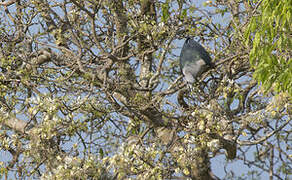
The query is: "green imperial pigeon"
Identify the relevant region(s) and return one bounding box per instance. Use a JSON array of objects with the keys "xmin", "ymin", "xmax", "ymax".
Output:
[{"xmin": 179, "ymin": 37, "xmax": 214, "ymax": 84}]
